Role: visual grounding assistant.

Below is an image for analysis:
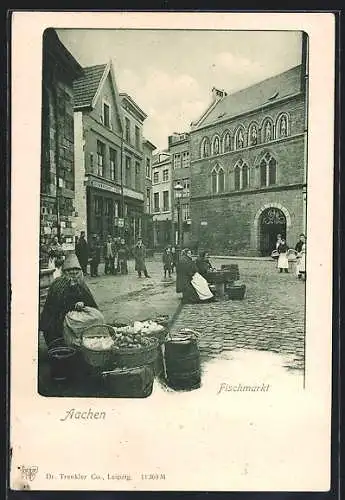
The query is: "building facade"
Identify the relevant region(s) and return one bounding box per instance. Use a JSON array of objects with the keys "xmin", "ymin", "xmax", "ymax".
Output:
[
  {"xmin": 168, "ymin": 132, "xmax": 192, "ymax": 247},
  {"xmin": 142, "ymin": 139, "xmax": 156, "ymax": 247},
  {"xmin": 151, "ymin": 152, "xmax": 173, "ymax": 248},
  {"xmin": 73, "ymin": 61, "xmax": 155, "ymax": 247},
  {"xmin": 40, "ymin": 29, "xmax": 82, "ymax": 247},
  {"xmin": 189, "ymin": 58, "xmax": 308, "ymax": 256}
]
